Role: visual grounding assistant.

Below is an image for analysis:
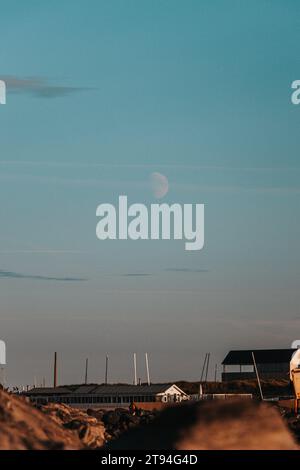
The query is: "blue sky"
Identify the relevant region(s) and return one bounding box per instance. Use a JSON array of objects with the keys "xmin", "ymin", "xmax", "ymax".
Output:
[{"xmin": 0, "ymin": 0, "xmax": 300, "ymax": 386}]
